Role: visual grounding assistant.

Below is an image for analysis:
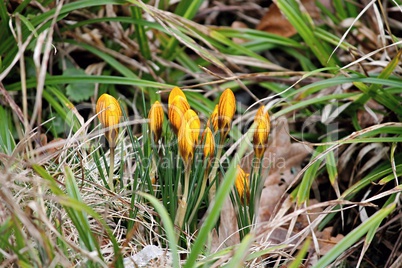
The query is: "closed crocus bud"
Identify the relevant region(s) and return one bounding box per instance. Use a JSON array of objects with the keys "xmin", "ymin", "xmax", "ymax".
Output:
[
  {"xmin": 255, "ymin": 105, "xmax": 270, "ymax": 125},
  {"xmin": 168, "ymin": 96, "xmax": 190, "ymax": 135},
  {"xmin": 96, "ymin": 93, "xmax": 122, "ymax": 146},
  {"xmin": 207, "ymin": 105, "xmax": 219, "ymax": 132},
  {"xmin": 148, "ymin": 101, "xmax": 164, "ymax": 142},
  {"xmin": 202, "ymin": 127, "xmax": 215, "ymax": 159},
  {"xmin": 168, "ymin": 87, "xmax": 187, "ymax": 107},
  {"xmin": 184, "ymin": 109, "xmax": 200, "ymax": 144},
  {"xmin": 253, "ymin": 106, "xmax": 270, "ymax": 159},
  {"xmin": 178, "ymin": 121, "xmax": 194, "ymax": 164},
  {"xmin": 218, "ymin": 89, "xmax": 236, "ymax": 139},
  {"xmin": 235, "ymin": 165, "xmax": 250, "ymax": 204}
]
